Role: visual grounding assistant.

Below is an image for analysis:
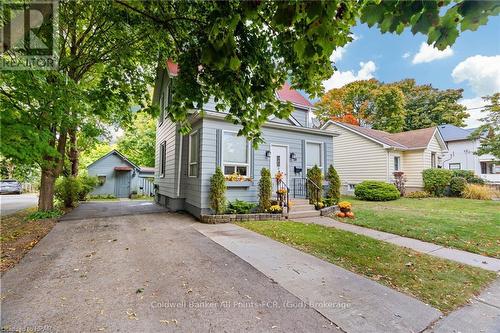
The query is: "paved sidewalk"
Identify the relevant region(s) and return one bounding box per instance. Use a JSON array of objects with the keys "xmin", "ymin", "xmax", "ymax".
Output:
[
  {"xmin": 295, "ymin": 216, "xmax": 500, "ymax": 272},
  {"xmin": 194, "ymin": 223, "xmax": 442, "ymax": 333},
  {"xmin": 426, "ymin": 279, "xmax": 500, "ymax": 333}
]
